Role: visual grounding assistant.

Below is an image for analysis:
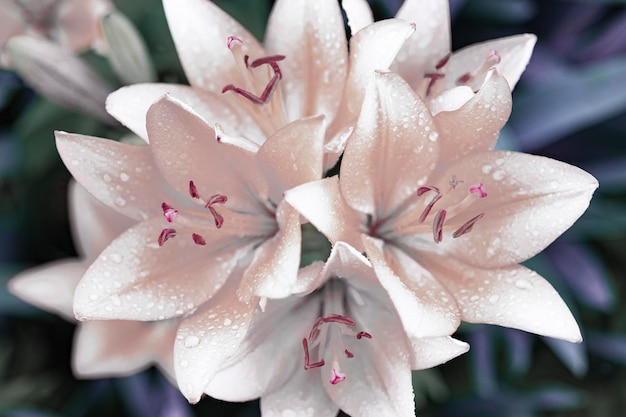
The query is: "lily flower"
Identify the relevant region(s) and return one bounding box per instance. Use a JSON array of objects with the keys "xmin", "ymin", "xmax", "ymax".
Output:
[
  {"xmin": 8, "ymin": 182, "xmax": 177, "ymax": 378},
  {"xmin": 0, "ymin": 0, "xmax": 111, "ymax": 66},
  {"xmin": 56, "ymin": 94, "xmax": 328, "ymax": 400},
  {"xmin": 201, "ymin": 242, "xmax": 468, "ymax": 415},
  {"xmin": 343, "ymin": 0, "xmax": 536, "ymax": 114},
  {"xmin": 285, "ymin": 71, "xmax": 599, "ymax": 343},
  {"xmin": 105, "ymin": 0, "xmax": 417, "ymax": 170}
]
